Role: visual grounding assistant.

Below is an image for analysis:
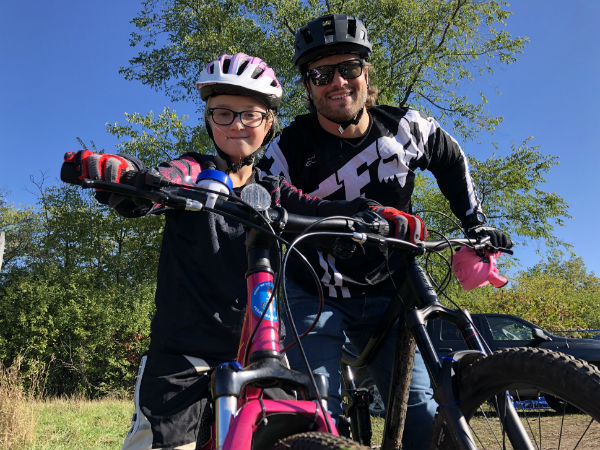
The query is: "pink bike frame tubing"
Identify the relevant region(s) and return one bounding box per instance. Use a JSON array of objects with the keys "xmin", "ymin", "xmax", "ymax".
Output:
[
  {"xmin": 236, "ymin": 271, "xmax": 280, "ymax": 365},
  {"xmin": 214, "ymin": 231, "xmax": 338, "ymax": 449},
  {"xmin": 222, "ymin": 399, "xmax": 337, "ymax": 450}
]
